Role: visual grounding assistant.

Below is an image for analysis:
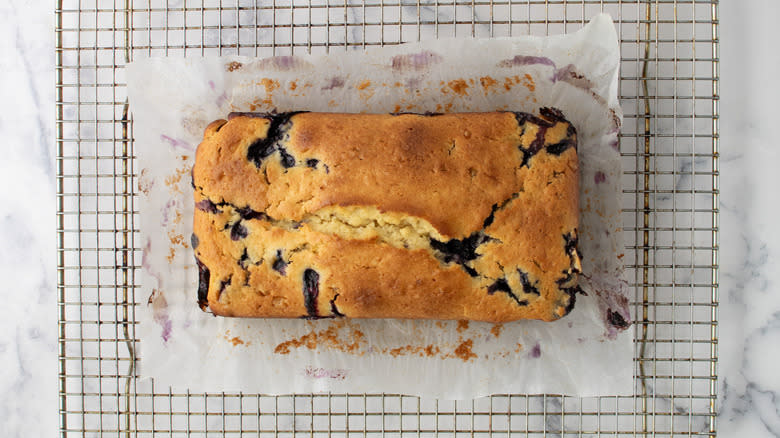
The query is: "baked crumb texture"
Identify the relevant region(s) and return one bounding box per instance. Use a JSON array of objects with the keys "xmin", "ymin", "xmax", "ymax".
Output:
[{"xmin": 192, "ymin": 110, "xmax": 582, "ymax": 322}]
